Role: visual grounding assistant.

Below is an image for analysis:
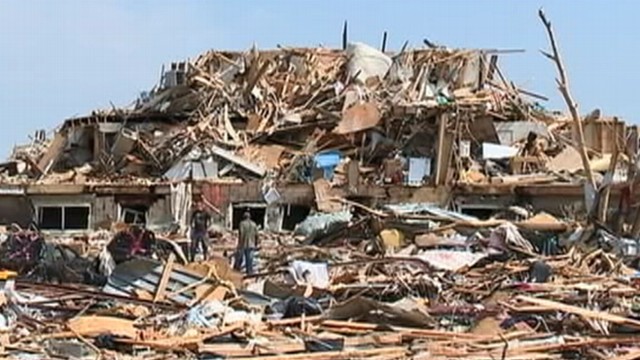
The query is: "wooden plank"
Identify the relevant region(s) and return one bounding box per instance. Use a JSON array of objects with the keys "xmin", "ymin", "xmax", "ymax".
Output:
[
  {"xmin": 266, "ymin": 315, "xmax": 323, "ymax": 327},
  {"xmin": 333, "ymin": 102, "xmax": 381, "ymax": 135},
  {"xmin": 320, "ymin": 320, "xmax": 481, "ymax": 340},
  {"xmin": 210, "ymin": 145, "xmax": 266, "ymax": 176},
  {"xmin": 516, "ymin": 295, "xmax": 640, "ymax": 329},
  {"xmin": 154, "ymin": 253, "xmax": 176, "ymax": 303},
  {"xmin": 313, "ymin": 178, "xmax": 344, "ymax": 213},
  {"xmin": 198, "ymin": 332, "xmax": 402, "ymax": 358},
  {"xmin": 347, "ymin": 160, "xmax": 359, "ymax": 193},
  {"xmin": 612, "ymin": 350, "xmax": 640, "ymax": 360},
  {"xmin": 598, "ymin": 123, "xmax": 621, "ymax": 222},
  {"xmin": 434, "ymin": 114, "xmax": 447, "ymax": 186},
  {"xmin": 228, "ymin": 346, "xmax": 407, "ymax": 360},
  {"xmin": 37, "ymin": 131, "xmax": 67, "ymax": 174},
  {"xmin": 222, "ymin": 104, "xmax": 241, "ymax": 144},
  {"xmin": 506, "ymin": 337, "xmax": 640, "ymax": 356},
  {"xmin": 434, "ymin": 114, "xmax": 454, "ymax": 186},
  {"xmin": 66, "ymin": 316, "xmax": 137, "ymax": 339}
]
